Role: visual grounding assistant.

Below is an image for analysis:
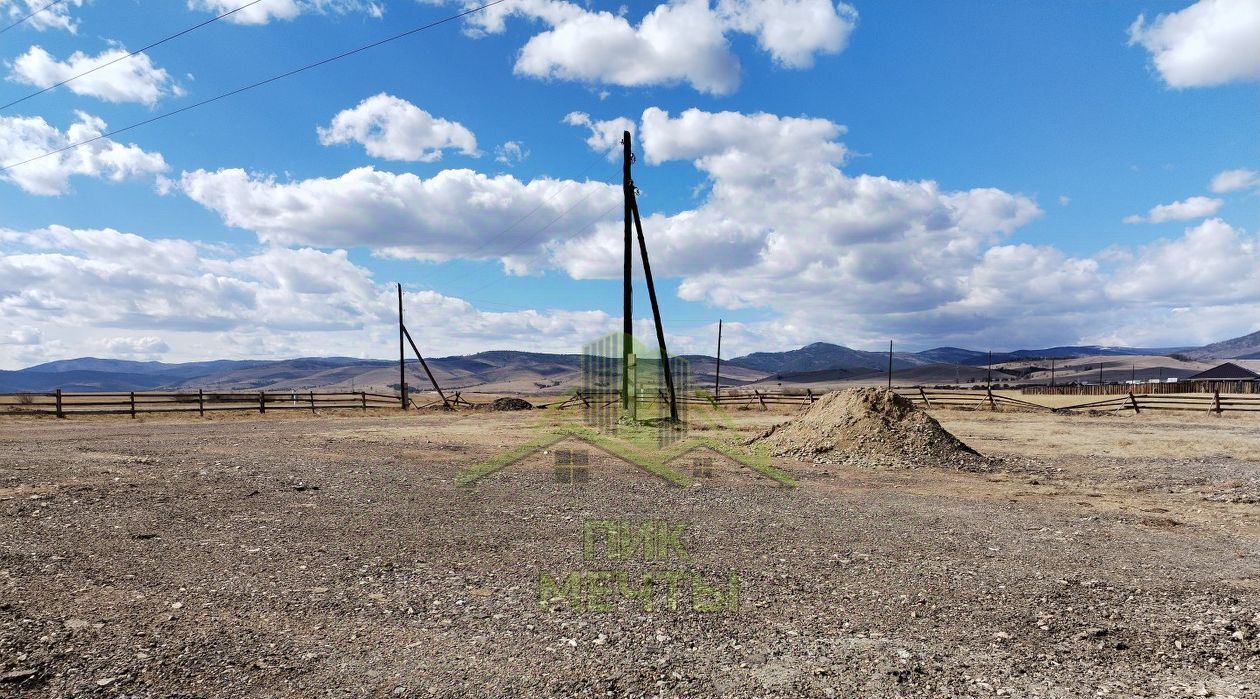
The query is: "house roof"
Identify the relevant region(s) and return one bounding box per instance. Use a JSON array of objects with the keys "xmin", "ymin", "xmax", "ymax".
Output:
[{"xmin": 1187, "ymin": 362, "xmax": 1260, "ymax": 381}]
